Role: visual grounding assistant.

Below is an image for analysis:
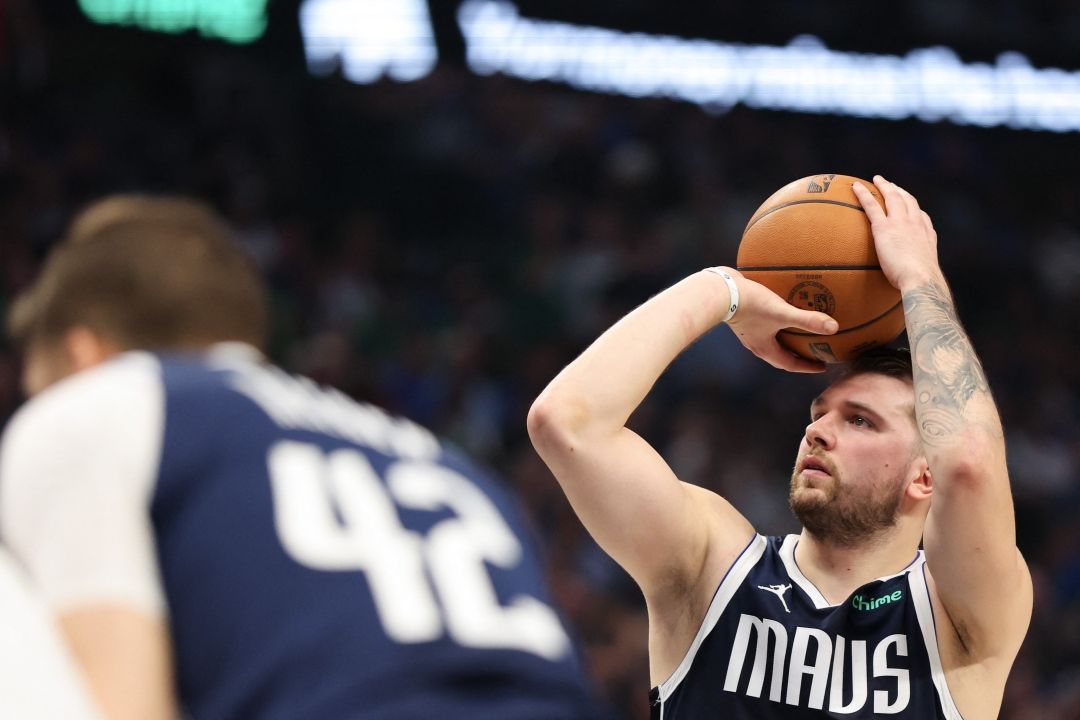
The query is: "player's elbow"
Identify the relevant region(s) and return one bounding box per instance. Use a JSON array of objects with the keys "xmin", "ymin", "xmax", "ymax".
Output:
[
  {"xmin": 932, "ymin": 434, "xmax": 1006, "ymax": 493},
  {"xmin": 527, "ymin": 391, "xmax": 590, "ymax": 457}
]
